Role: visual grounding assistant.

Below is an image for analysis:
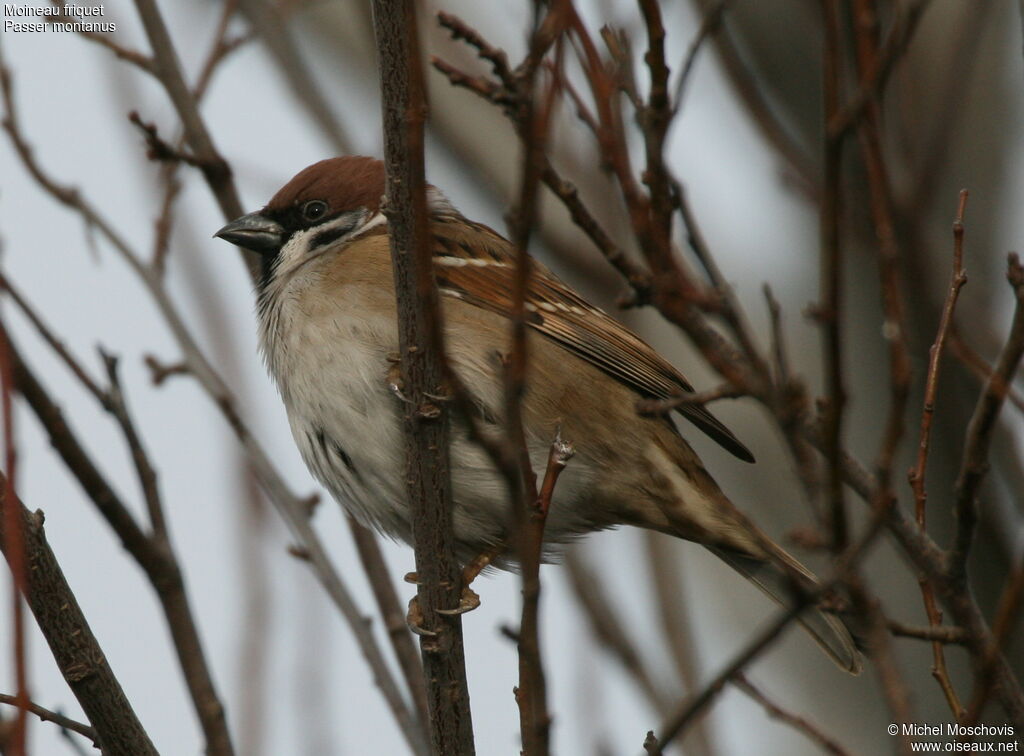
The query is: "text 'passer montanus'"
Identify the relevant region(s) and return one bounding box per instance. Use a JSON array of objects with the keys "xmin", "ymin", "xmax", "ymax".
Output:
[{"xmin": 216, "ymin": 156, "xmax": 862, "ymax": 674}]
